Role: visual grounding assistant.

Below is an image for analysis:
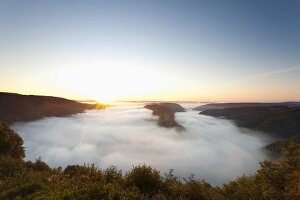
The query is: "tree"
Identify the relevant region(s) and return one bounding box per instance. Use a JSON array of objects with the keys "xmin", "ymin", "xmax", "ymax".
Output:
[{"xmin": 0, "ymin": 122, "xmax": 25, "ymax": 159}]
